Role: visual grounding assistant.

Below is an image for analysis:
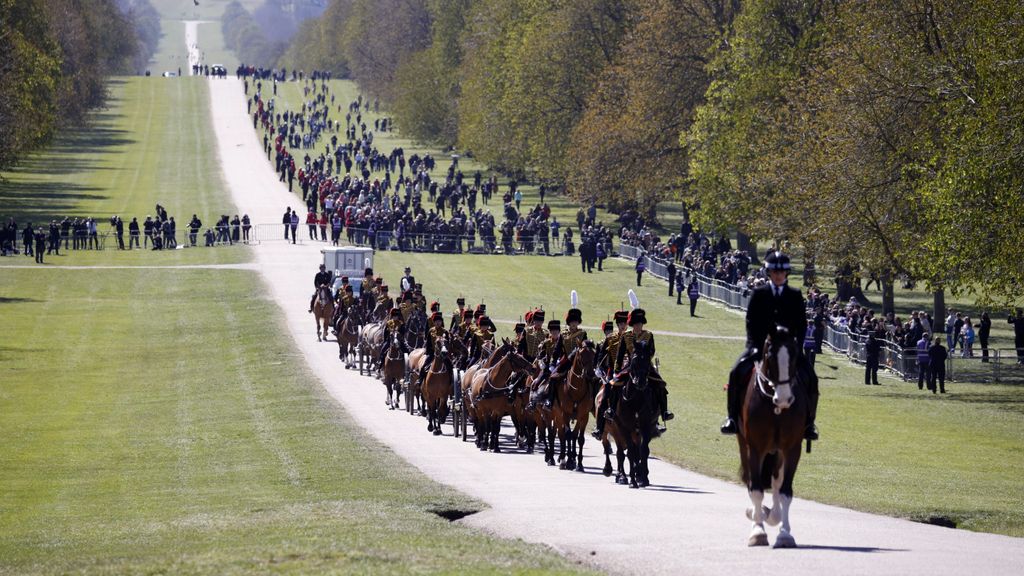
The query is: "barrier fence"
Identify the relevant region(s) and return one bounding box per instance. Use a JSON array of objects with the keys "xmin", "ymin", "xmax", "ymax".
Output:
[{"xmin": 617, "ymin": 242, "xmax": 1023, "ymax": 384}]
